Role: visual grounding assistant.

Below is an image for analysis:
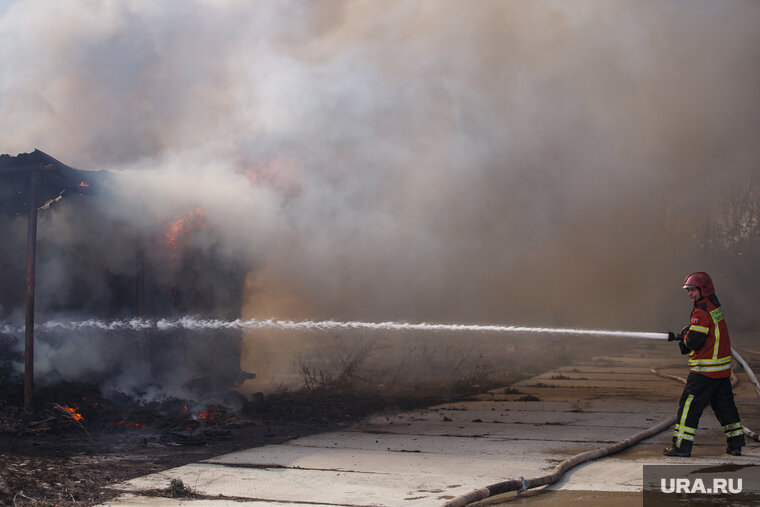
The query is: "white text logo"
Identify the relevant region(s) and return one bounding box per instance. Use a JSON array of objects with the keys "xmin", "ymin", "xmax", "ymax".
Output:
[{"xmin": 661, "ymin": 478, "xmax": 742, "ymax": 494}]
